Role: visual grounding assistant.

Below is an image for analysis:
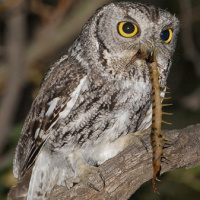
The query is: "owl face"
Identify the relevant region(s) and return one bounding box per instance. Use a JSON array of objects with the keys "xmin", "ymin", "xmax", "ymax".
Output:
[{"xmin": 70, "ymin": 2, "xmax": 179, "ymax": 82}]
